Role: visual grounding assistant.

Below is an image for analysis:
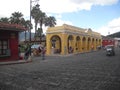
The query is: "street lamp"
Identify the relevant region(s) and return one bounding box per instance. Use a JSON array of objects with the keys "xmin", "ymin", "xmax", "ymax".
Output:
[
  {"xmin": 29, "ymin": 0, "xmax": 39, "ymax": 56},
  {"xmin": 29, "ymin": 0, "xmax": 32, "ymax": 56}
]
